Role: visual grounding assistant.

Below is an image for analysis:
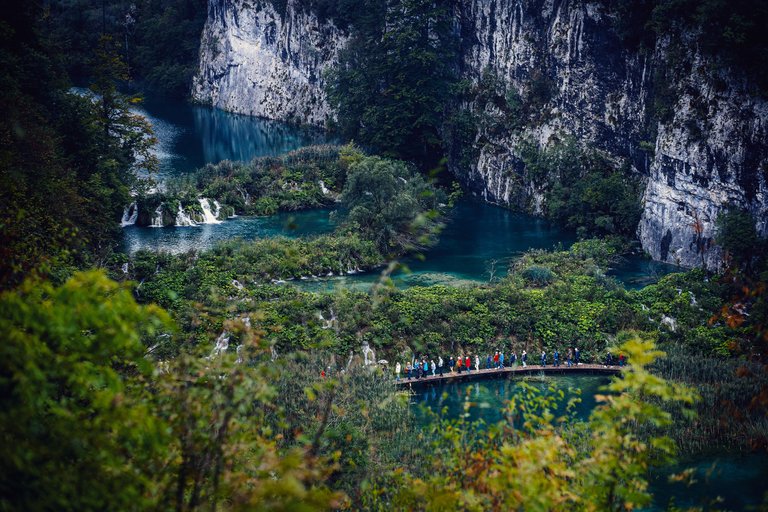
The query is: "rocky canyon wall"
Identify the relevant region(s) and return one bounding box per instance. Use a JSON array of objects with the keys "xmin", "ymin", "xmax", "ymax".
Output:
[{"xmin": 193, "ymin": 0, "xmax": 768, "ymax": 268}]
